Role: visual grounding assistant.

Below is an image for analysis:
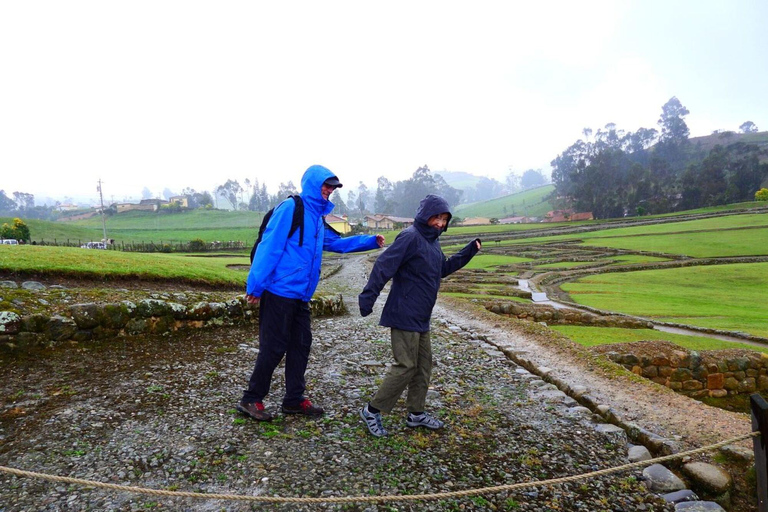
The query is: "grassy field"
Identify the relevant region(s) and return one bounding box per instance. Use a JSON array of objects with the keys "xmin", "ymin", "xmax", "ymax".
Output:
[
  {"xmin": 550, "ymin": 325, "xmax": 768, "ymax": 354},
  {"xmin": 561, "ymin": 262, "xmax": 768, "ymax": 338},
  {"xmin": 462, "ymin": 254, "xmax": 532, "ymax": 269},
  {"xmin": 453, "ymin": 184, "xmax": 555, "ymax": 219},
  {"xmin": 503, "ymin": 213, "xmax": 768, "ymax": 257},
  {"xmin": 0, "ymin": 245, "xmax": 249, "ymax": 287},
  {"xmin": 2, "ymin": 211, "xmax": 266, "ymax": 245}
]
